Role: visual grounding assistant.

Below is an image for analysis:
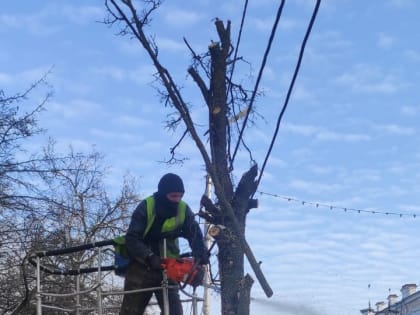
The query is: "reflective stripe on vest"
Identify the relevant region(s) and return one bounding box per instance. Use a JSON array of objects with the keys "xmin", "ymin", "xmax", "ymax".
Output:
[{"xmin": 143, "ymin": 196, "xmax": 187, "ymax": 258}]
